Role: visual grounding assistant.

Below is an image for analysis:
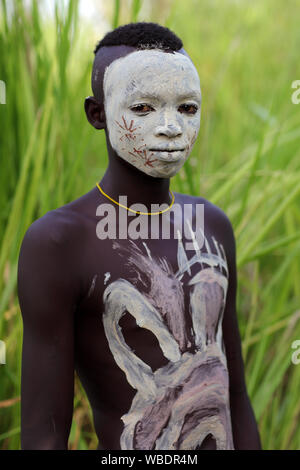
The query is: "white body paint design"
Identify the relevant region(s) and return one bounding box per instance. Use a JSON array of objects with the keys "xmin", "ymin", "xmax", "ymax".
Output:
[
  {"xmin": 87, "ymin": 274, "xmax": 98, "ymax": 298},
  {"xmin": 102, "ymin": 226, "xmax": 234, "ymax": 450},
  {"xmin": 104, "ymin": 272, "xmax": 111, "ymax": 285},
  {"xmin": 103, "ymin": 50, "xmax": 201, "ymax": 178}
]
